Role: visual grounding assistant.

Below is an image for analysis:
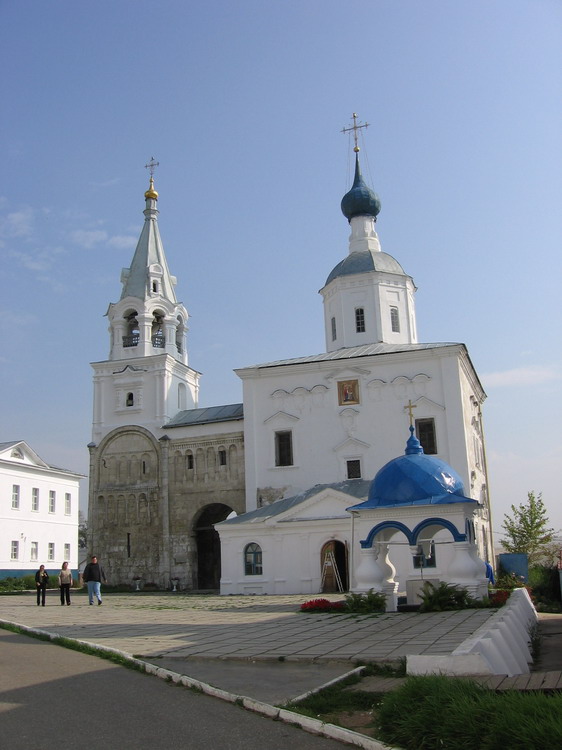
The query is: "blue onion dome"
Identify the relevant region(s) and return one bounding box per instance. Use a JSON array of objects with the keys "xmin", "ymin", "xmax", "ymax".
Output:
[
  {"xmin": 365, "ymin": 427, "xmax": 474, "ymax": 508},
  {"xmin": 341, "ymin": 154, "xmax": 381, "ymax": 222}
]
